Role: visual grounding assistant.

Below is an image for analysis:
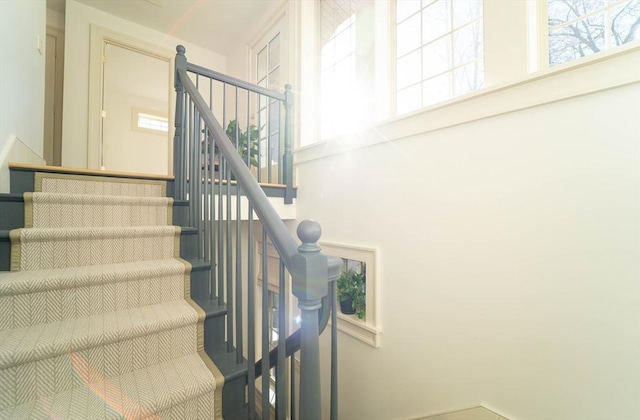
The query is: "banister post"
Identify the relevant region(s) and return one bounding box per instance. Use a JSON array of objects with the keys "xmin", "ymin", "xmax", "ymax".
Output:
[
  {"xmin": 292, "ymin": 220, "xmax": 329, "ymax": 420},
  {"xmin": 173, "ymin": 45, "xmax": 187, "ymax": 199},
  {"xmin": 283, "ymin": 84, "xmax": 294, "ymax": 204}
]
